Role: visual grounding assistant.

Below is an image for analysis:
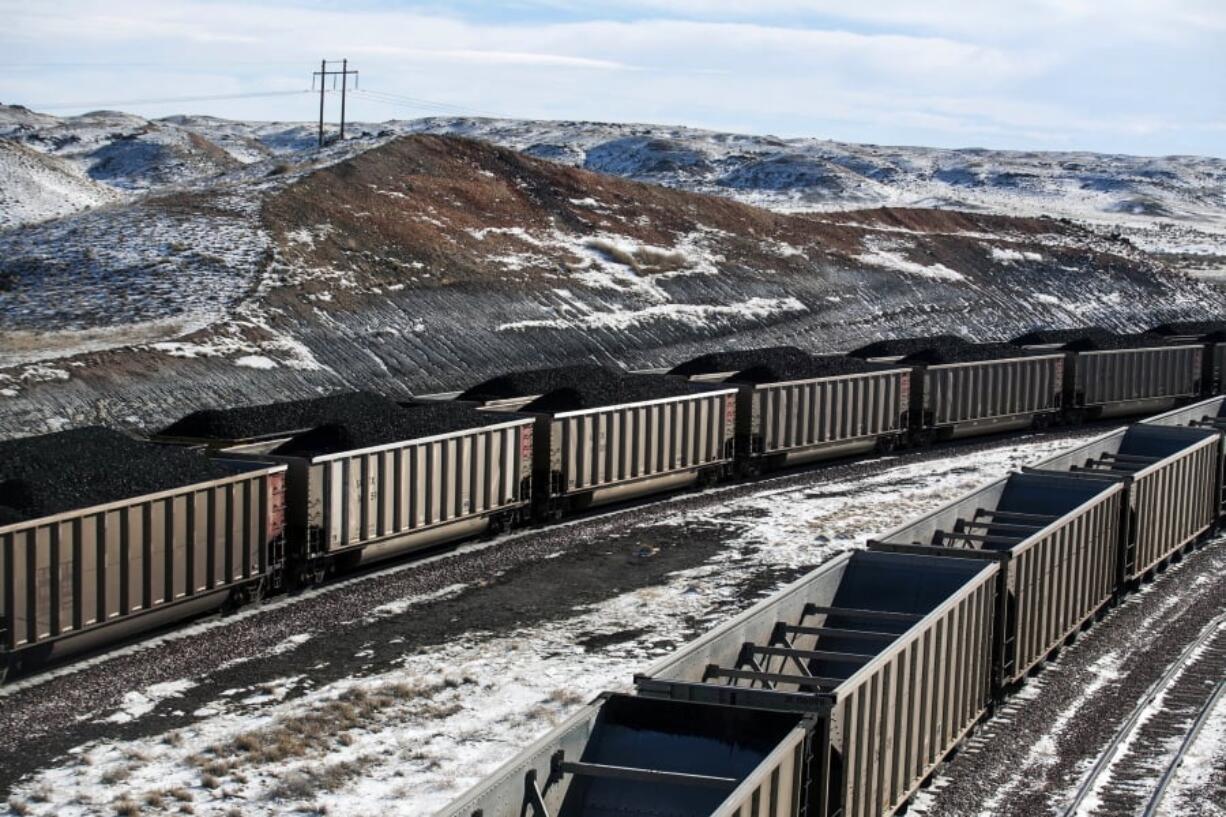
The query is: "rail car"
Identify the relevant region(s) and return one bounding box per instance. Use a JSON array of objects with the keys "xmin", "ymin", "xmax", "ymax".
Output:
[
  {"xmin": 0, "ymin": 429, "xmax": 287, "ymax": 681},
  {"xmin": 440, "ymin": 692, "xmax": 814, "ymax": 817},
  {"xmin": 850, "ymin": 337, "xmax": 1066, "ymax": 441},
  {"xmin": 444, "ymin": 407, "xmax": 1226, "ymax": 817},
  {"xmin": 153, "ymin": 393, "xmax": 534, "ymax": 583},
  {"xmin": 1149, "ymin": 321, "xmax": 1226, "ymax": 394},
  {"xmin": 454, "ymin": 365, "xmax": 738, "ymax": 518},
  {"xmin": 1025, "ymin": 424, "xmax": 1220, "ymax": 583},
  {"xmin": 1011, "ymin": 328, "xmax": 1204, "ymax": 420},
  {"xmin": 3, "ymin": 321, "xmax": 1225, "ymax": 681},
  {"xmin": 668, "ymin": 348, "xmax": 911, "ymax": 470}
]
